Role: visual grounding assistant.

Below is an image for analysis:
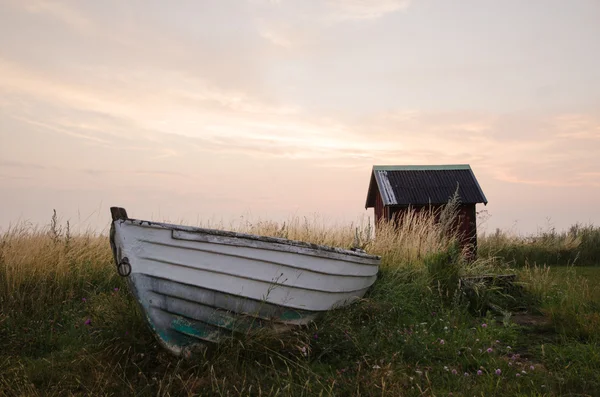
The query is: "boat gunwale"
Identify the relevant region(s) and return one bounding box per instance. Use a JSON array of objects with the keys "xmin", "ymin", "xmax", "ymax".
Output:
[{"xmin": 117, "ymin": 217, "xmax": 381, "ymax": 261}]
